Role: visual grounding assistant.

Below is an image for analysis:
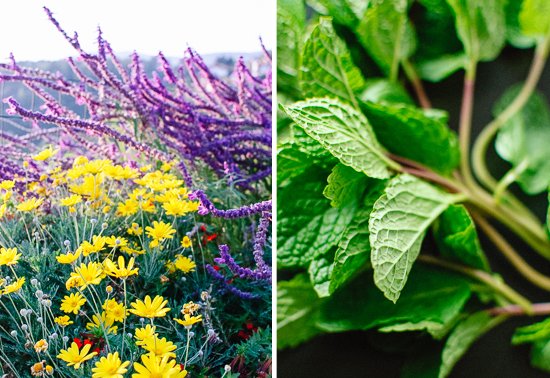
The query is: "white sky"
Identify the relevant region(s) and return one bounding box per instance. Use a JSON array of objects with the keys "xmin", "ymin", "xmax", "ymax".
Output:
[{"xmin": 0, "ymin": 0, "xmax": 274, "ymax": 62}]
